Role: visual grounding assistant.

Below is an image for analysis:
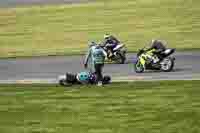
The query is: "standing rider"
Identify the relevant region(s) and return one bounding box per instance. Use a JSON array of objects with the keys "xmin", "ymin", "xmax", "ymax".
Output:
[
  {"xmin": 84, "ymin": 42, "xmax": 107, "ymax": 86},
  {"xmin": 146, "ymin": 39, "xmax": 166, "ymax": 63},
  {"xmin": 101, "ymin": 34, "xmax": 124, "ymax": 58}
]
